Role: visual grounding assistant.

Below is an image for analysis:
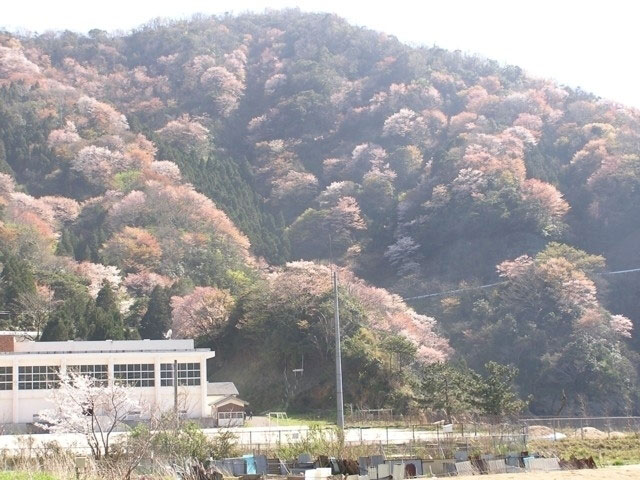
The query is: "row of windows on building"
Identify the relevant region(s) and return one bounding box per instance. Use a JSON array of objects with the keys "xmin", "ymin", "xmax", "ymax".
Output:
[{"xmin": 0, "ymin": 363, "xmax": 201, "ymax": 390}]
